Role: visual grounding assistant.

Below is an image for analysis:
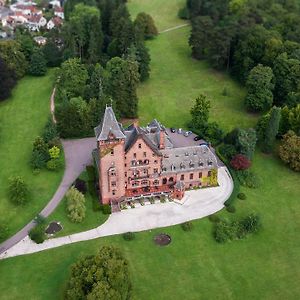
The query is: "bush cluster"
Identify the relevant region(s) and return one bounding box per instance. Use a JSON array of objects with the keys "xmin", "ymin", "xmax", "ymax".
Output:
[
  {"xmin": 236, "ymin": 170, "xmax": 260, "ymax": 188},
  {"xmin": 214, "ymin": 214, "xmax": 261, "ymax": 243},
  {"xmin": 8, "ymin": 176, "xmax": 29, "ymax": 206},
  {"xmin": 101, "ymin": 204, "xmax": 111, "ymax": 215},
  {"xmin": 29, "ymin": 215, "xmax": 47, "ymax": 244},
  {"xmin": 66, "ymin": 186, "xmax": 86, "ymax": 223},
  {"xmin": 181, "ymin": 221, "xmax": 194, "ymax": 231},
  {"xmin": 123, "ymin": 232, "xmax": 135, "ymax": 241},
  {"xmin": 237, "ymin": 193, "xmax": 247, "ymax": 200}
]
